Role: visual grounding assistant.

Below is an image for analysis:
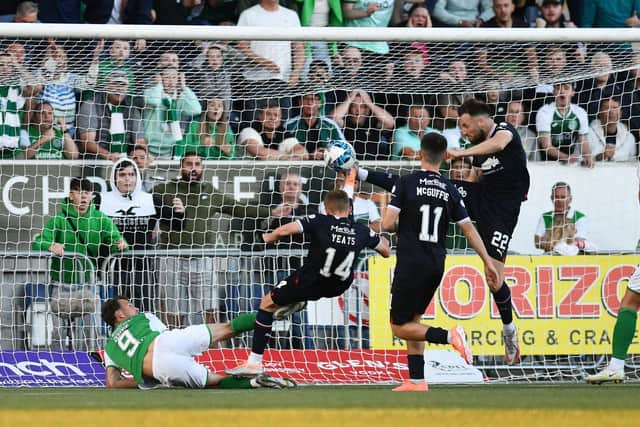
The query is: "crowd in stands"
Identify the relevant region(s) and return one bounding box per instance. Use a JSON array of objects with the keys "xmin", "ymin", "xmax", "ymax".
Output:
[{"xmin": 0, "ymin": 0, "xmax": 638, "ymax": 165}]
